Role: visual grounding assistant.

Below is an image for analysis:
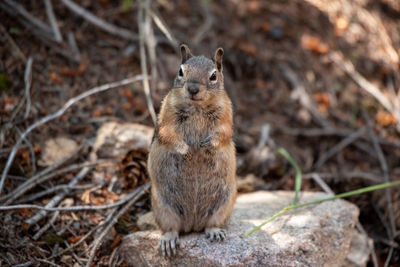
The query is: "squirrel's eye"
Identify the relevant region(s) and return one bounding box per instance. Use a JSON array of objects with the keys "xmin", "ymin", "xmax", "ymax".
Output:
[
  {"xmin": 210, "ymin": 71, "xmax": 217, "ymax": 82},
  {"xmin": 178, "ymin": 67, "xmax": 183, "ymax": 77}
]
